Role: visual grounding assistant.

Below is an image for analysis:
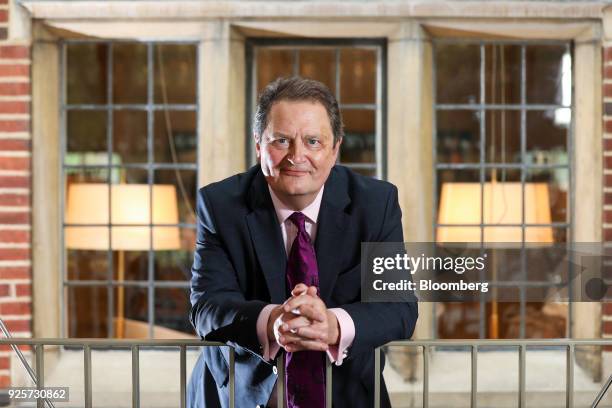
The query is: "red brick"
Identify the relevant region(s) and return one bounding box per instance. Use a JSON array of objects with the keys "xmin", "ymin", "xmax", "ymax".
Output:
[
  {"xmin": 0, "ymin": 357, "xmax": 9, "ymax": 370},
  {"xmin": 0, "ymin": 120, "xmax": 29, "ymax": 132},
  {"xmin": 605, "ymin": 156, "xmax": 612, "ymax": 169},
  {"xmin": 0, "ymin": 101, "xmax": 29, "ymax": 114},
  {"xmin": 0, "ymin": 175, "xmax": 29, "ymax": 188},
  {"xmin": 0, "ymin": 301, "xmax": 30, "ymax": 315},
  {"xmin": 604, "ymin": 139, "xmax": 612, "ymax": 152},
  {"xmin": 605, "ymin": 120, "xmax": 612, "ymax": 133},
  {"xmin": 0, "ymin": 157, "xmax": 29, "ymax": 170},
  {"xmin": 0, "ymin": 284, "xmax": 9, "ymax": 297},
  {"xmin": 604, "ymin": 211, "xmax": 612, "ymax": 224},
  {"xmin": 0, "ymin": 65, "xmax": 29, "ymax": 77},
  {"xmin": 0, "ymin": 46, "xmax": 29, "ymax": 60},
  {"xmin": 605, "ymin": 84, "xmax": 612, "ymax": 99},
  {"xmin": 0, "ymin": 10, "xmax": 8, "ymax": 22},
  {"xmin": 603, "ymin": 321, "xmax": 612, "ymax": 334},
  {"xmin": 0, "ymin": 248, "xmax": 29, "ymax": 261},
  {"xmin": 0, "ymin": 139, "xmax": 29, "ymax": 151},
  {"xmin": 604, "ymin": 228, "xmax": 612, "ymax": 241},
  {"xmin": 2, "ymin": 318, "xmax": 30, "ymax": 332},
  {"xmin": 0, "ymin": 83, "xmax": 29, "ymax": 96},
  {"xmin": 603, "ymin": 302, "xmax": 612, "ymax": 315},
  {"xmin": 0, "ymin": 375, "xmax": 9, "ymax": 388},
  {"xmin": 0, "ymin": 212, "xmax": 29, "ymax": 224},
  {"xmin": 0, "ymin": 194, "xmax": 28, "ymax": 206},
  {"xmin": 0, "ymin": 230, "xmax": 29, "ymax": 243},
  {"xmin": 0, "ymin": 267, "xmax": 30, "ymax": 279},
  {"xmin": 15, "ymin": 284, "xmax": 29, "ymax": 297},
  {"xmin": 0, "ymin": 344, "xmax": 30, "ymax": 353}
]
